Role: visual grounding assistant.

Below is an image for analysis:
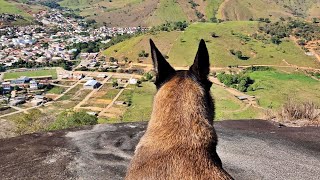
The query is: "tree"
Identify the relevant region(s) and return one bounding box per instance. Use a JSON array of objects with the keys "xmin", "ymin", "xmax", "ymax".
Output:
[
  {"xmin": 271, "ymin": 36, "xmax": 281, "ymax": 45},
  {"xmin": 136, "ymin": 80, "xmax": 142, "ymax": 87},
  {"xmin": 235, "ymin": 51, "xmax": 243, "ymax": 59},
  {"xmin": 144, "ymin": 72, "xmax": 153, "ymax": 81},
  {"xmin": 138, "ymin": 50, "xmax": 149, "ymax": 58},
  {"xmin": 112, "ymin": 79, "xmax": 118, "ymax": 88}
]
